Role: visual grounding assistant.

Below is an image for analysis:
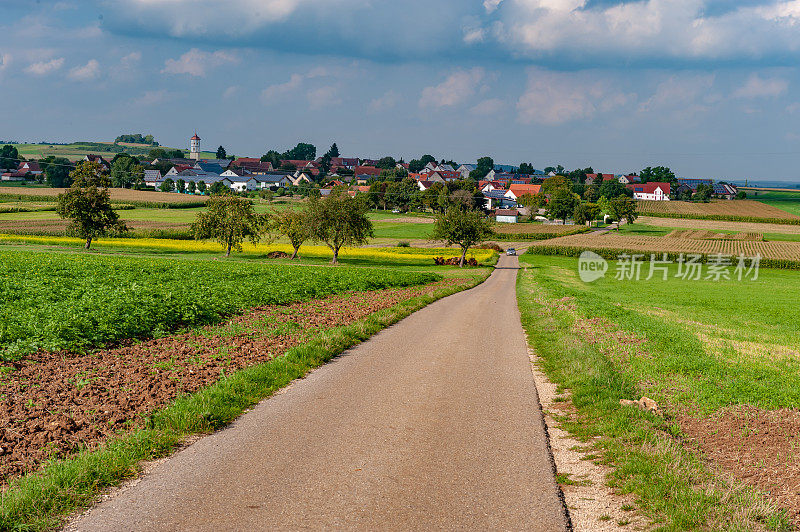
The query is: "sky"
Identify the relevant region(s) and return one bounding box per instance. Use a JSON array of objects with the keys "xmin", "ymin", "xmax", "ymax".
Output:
[{"xmin": 4, "ymin": 0, "xmax": 800, "ymax": 181}]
